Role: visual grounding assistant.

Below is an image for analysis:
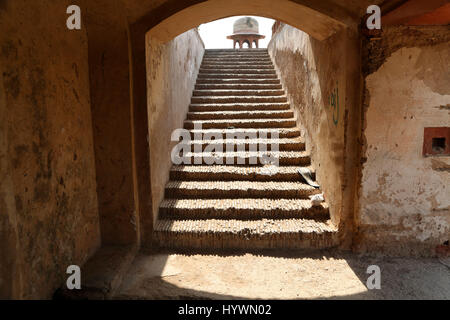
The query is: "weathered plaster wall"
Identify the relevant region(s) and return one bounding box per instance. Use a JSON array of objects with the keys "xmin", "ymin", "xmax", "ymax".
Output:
[
  {"xmin": 268, "ymin": 24, "xmax": 361, "ymax": 246},
  {"xmin": 83, "ymin": 0, "xmax": 140, "ymax": 246},
  {"xmin": 0, "ymin": 1, "xmax": 100, "ymax": 298},
  {"xmin": 146, "ymin": 29, "xmax": 204, "ymax": 224},
  {"xmin": 358, "ymin": 26, "xmax": 450, "ymax": 256}
]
